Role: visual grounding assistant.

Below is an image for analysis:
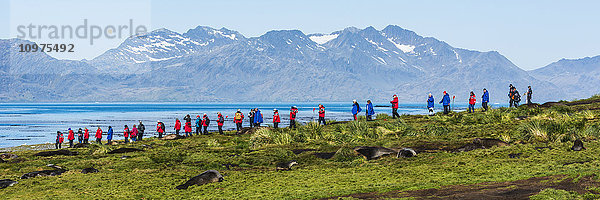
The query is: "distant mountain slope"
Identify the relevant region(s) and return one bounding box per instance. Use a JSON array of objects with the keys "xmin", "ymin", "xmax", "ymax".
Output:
[
  {"xmin": 0, "ymin": 25, "xmax": 565, "ymax": 102},
  {"xmin": 530, "ymin": 55, "xmax": 600, "ymax": 99}
]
